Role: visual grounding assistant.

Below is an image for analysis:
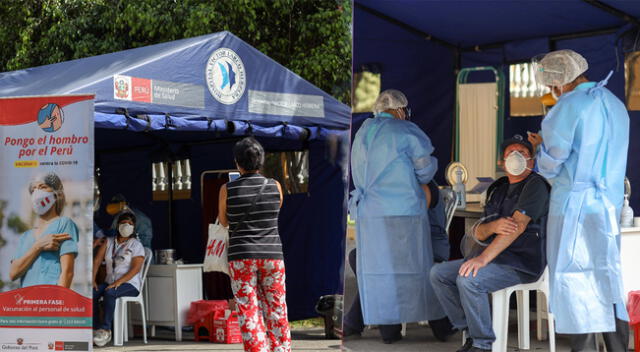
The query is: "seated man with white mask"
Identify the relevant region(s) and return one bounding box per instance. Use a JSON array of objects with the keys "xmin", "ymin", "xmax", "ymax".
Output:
[{"xmin": 430, "ymin": 135, "xmax": 550, "ymax": 352}]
